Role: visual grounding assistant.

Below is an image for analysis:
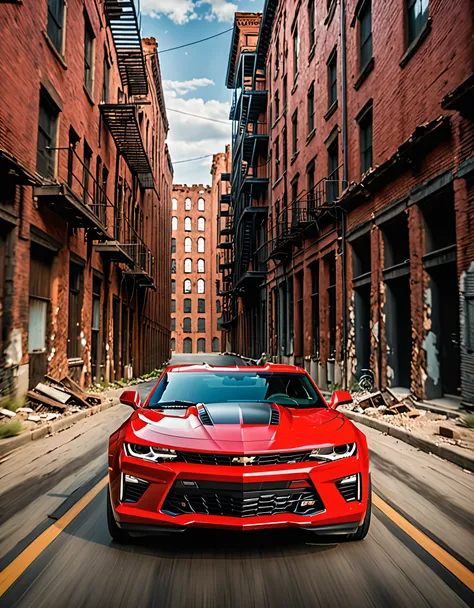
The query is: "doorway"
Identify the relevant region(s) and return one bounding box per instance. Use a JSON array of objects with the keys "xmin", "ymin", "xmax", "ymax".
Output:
[{"xmin": 385, "ymin": 276, "xmax": 412, "ymax": 389}]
